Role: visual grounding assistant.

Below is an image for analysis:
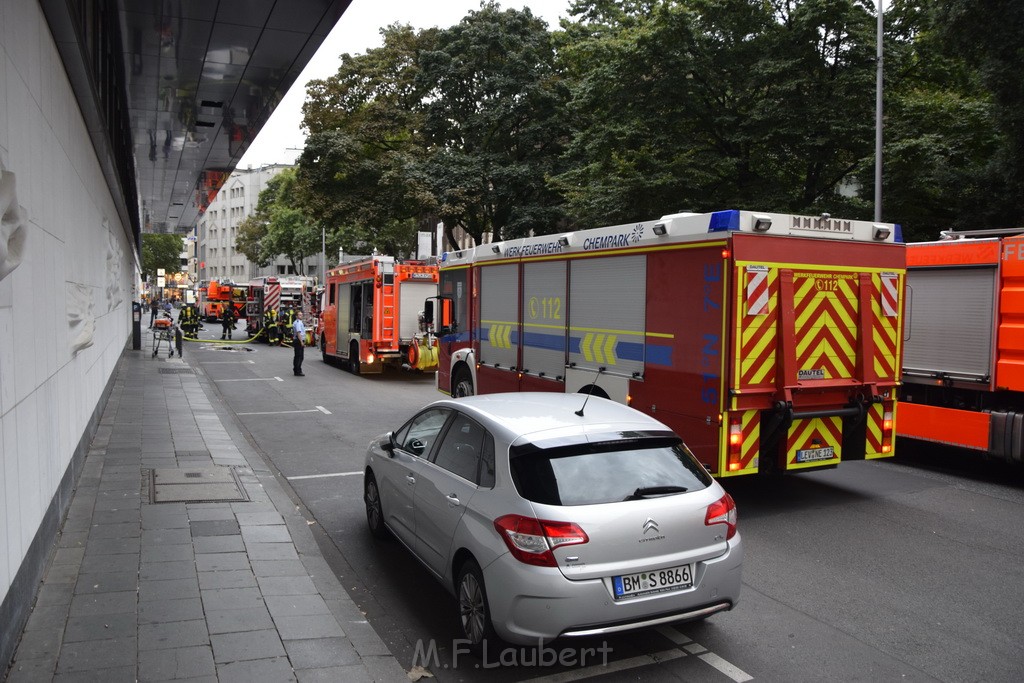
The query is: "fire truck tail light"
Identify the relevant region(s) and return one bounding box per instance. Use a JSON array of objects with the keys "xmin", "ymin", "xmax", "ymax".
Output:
[
  {"xmin": 728, "ymin": 415, "xmax": 743, "ymax": 470},
  {"xmin": 705, "ymin": 493, "xmax": 737, "ymax": 540},
  {"xmin": 881, "ymin": 410, "xmax": 893, "ymax": 454},
  {"xmin": 367, "ymin": 353, "xmax": 375, "ymax": 364},
  {"xmin": 721, "ymin": 249, "xmax": 730, "ymax": 259}
]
